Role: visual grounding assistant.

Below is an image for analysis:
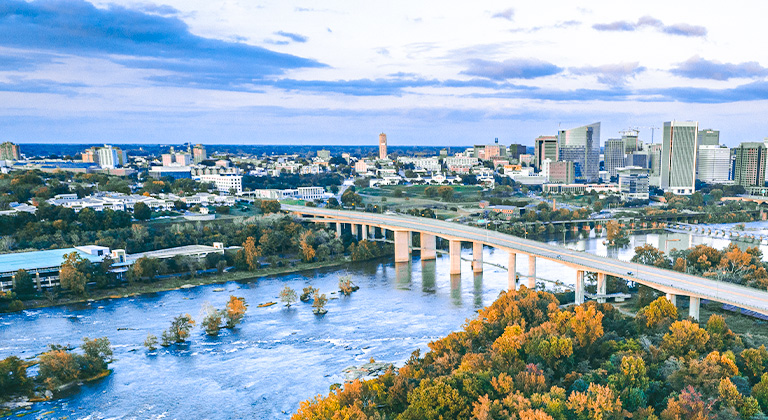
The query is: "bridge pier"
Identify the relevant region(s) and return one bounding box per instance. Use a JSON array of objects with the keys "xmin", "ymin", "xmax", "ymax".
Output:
[
  {"xmin": 361, "ymin": 224, "xmax": 368, "ymax": 240},
  {"xmin": 420, "ymin": 233, "xmax": 436, "ymax": 260},
  {"xmin": 575, "ymin": 270, "xmax": 585, "ymax": 304},
  {"xmin": 665, "ymin": 292, "xmax": 677, "ymax": 307},
  {"xmin": 690, "ymin": 296, "xmax": 700, "ymax": 321},
  {"xmin": 449, "ymin": 240, "xmax": 462, "ymax": 275},
  {"xmin": 394, "ymin": 230, "xmax": 410, "ymax": 263},
  {"xmin": 597, "ymin": 273, "xmax": 607, "ymax": 303},
  {"xmin": 528, "ymin": 255, "xmax": 536, "ymax": 289},
  {"xmin": 336, "ymin": 222, "xmax": 342, "ymax": 237},
  {"xmin": 508, "ymin": 252, "xmax": 516, "ymax": 291},
  {"xmin": 472, "ymin": 242, "xmax": 483, "ymax": 273}
]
